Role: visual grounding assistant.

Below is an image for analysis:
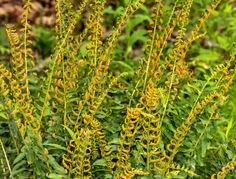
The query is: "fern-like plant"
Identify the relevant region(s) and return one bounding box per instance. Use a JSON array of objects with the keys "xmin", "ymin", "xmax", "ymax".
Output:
[{"xmin": 0, "ymin": 0, "xmax": 236, "ymax": 178}]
